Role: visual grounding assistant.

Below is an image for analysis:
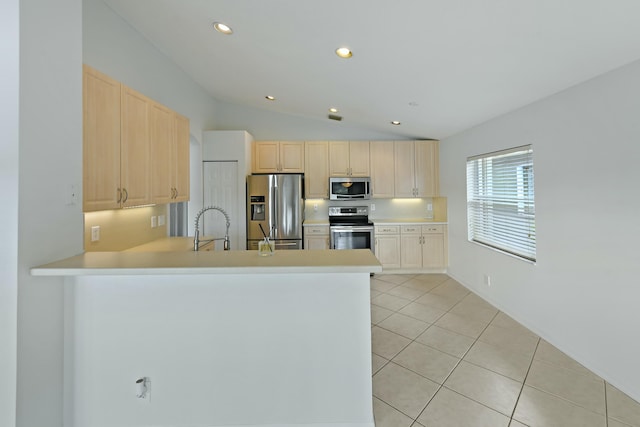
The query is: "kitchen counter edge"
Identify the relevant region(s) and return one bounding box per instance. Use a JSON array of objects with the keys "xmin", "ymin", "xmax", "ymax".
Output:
[{"xmin": 31, "ymin": 249, "xmax": 382, "ymax": 276}]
